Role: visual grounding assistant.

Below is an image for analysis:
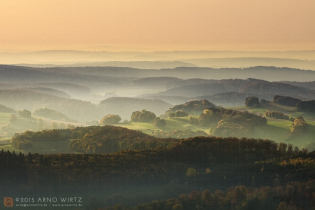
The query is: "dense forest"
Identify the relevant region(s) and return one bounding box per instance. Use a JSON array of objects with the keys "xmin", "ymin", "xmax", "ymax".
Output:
[
  {"xmin": 1, "ymin": 134, "xmax": 314, "ymax": 209},
  {"xmin": 99, "ymin": 181, "xmax": 315, "ymax": 210}
]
